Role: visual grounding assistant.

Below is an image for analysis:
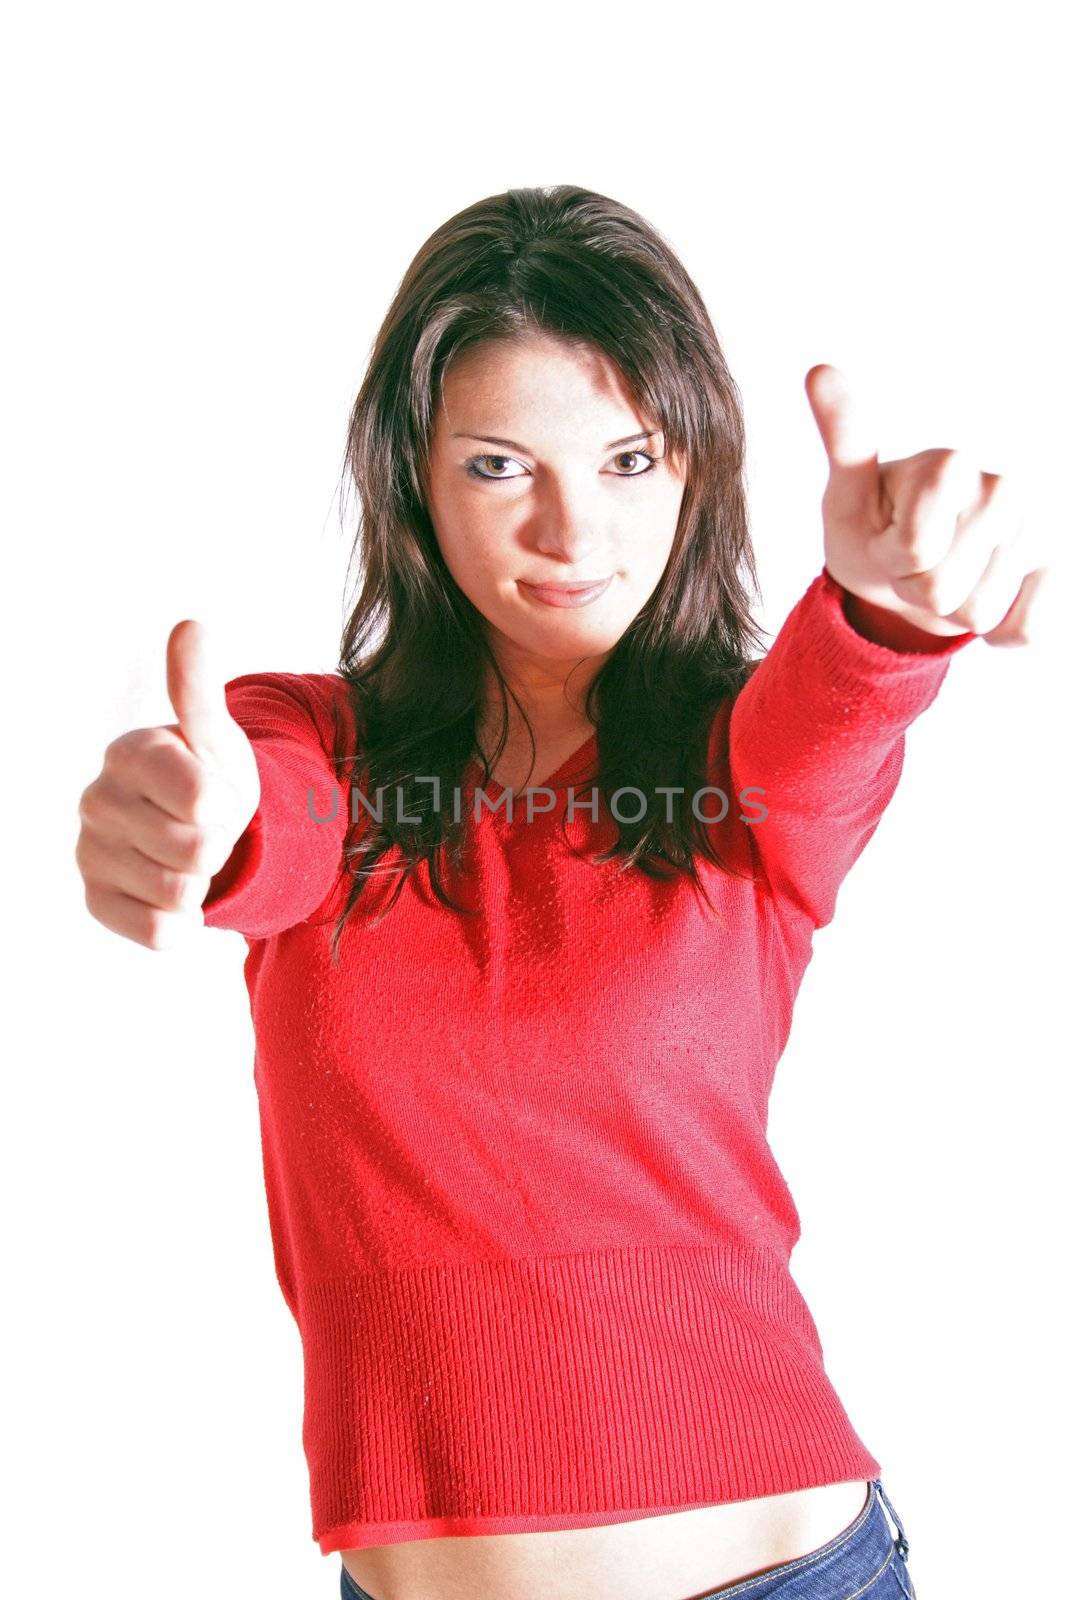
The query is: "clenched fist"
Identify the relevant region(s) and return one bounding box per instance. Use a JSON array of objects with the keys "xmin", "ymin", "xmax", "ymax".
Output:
[{"xmin": 76, "ymin": 620, "xmax": 261, "ymax": 950}]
